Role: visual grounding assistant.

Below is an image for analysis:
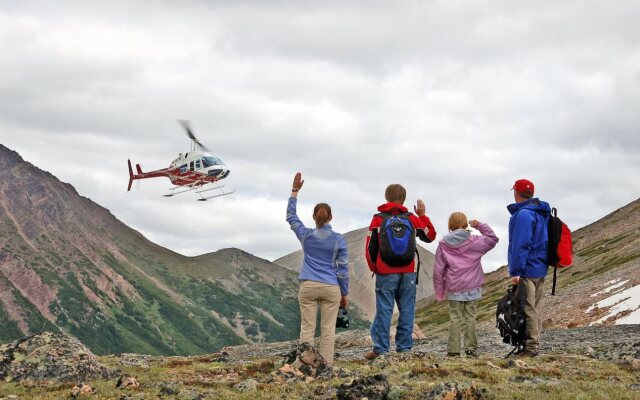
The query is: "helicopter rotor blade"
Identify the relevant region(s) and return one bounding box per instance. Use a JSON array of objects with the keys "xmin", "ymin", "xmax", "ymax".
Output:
[{"xmin": 178, "ymin": 120, "xmax": 210, "ymax": 151}]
